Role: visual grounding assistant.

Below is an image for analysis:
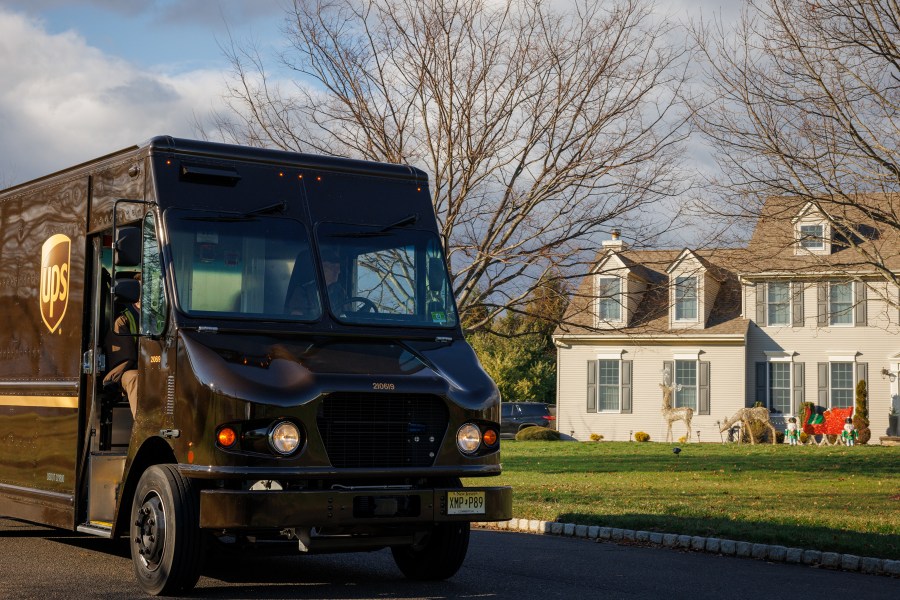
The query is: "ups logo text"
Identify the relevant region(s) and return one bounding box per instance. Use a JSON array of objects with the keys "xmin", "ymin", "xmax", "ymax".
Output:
[{"xmin": 40, "ymin": 234, "xmax": 71, "ymax": 333}]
